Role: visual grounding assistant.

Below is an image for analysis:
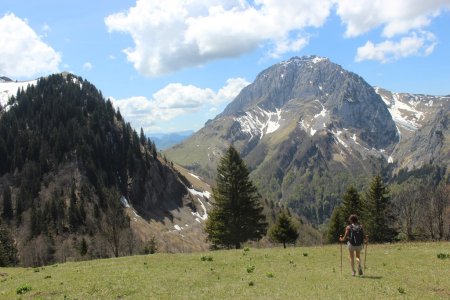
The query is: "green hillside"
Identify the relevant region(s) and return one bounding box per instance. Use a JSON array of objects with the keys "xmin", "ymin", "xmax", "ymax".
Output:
[{"xmin": 1, "ymin": 242, "xmax": 449, "ymax": 299}]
